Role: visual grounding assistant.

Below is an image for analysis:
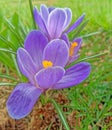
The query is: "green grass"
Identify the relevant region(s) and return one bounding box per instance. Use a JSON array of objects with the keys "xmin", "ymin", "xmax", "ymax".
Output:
[{"xmin": 0, "ymin": 0, "xmax": 112, "ymax": 129}]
